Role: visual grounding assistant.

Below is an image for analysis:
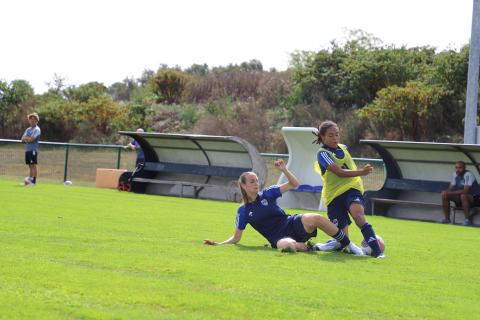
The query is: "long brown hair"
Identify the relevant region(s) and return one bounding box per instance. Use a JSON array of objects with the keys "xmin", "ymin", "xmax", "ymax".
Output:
[
  {"xmin": 312, "ymin": 120, "xmax": 338, "ymax": 145},
  {"xmin": 238, "ymin": 171, "xmax": 256, "ymax": 204}
]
